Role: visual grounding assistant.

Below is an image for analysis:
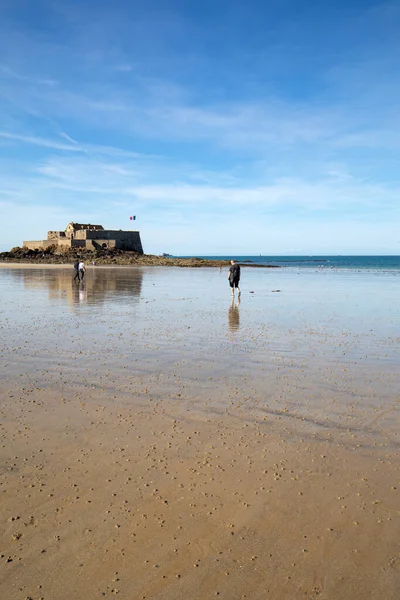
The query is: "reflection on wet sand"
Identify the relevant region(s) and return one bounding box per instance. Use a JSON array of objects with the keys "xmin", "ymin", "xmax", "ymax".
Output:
[
  {"xmin": 8, "ymin": 267, "xmax": 143, "ymax": 307},
  {"xmin": 228, "ymin": 296, "xmax": 240, "ymax": 332}
]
